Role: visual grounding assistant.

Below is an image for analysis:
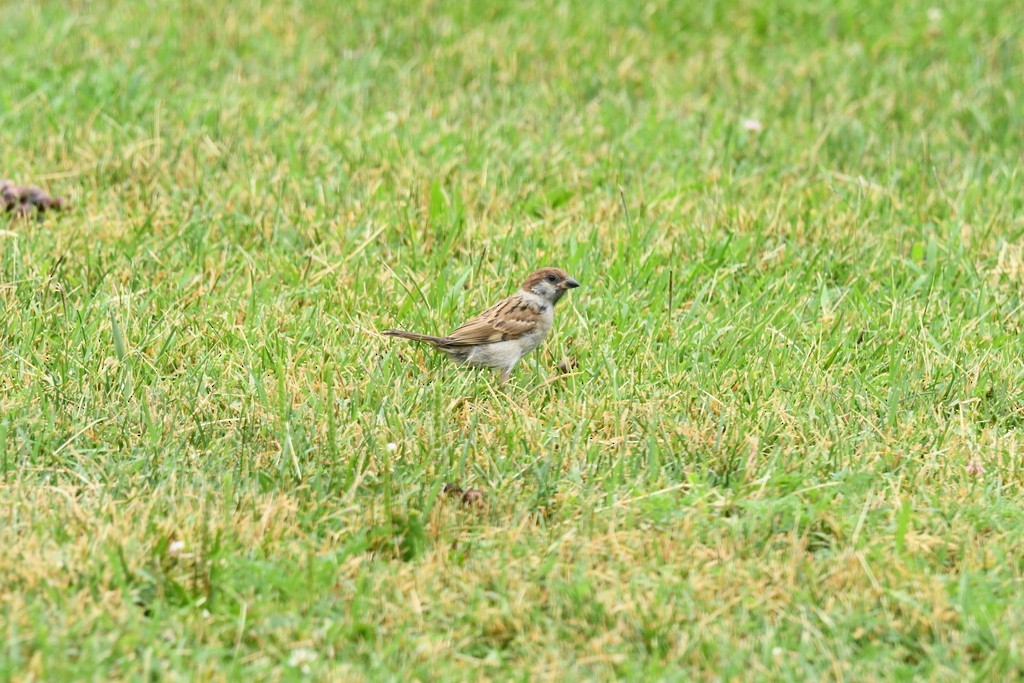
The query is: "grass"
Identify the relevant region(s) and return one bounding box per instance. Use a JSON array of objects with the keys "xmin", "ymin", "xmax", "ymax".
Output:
[{"xmin": 2, "ymin": 0, "xmax": 1024, "ymax": 679}]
